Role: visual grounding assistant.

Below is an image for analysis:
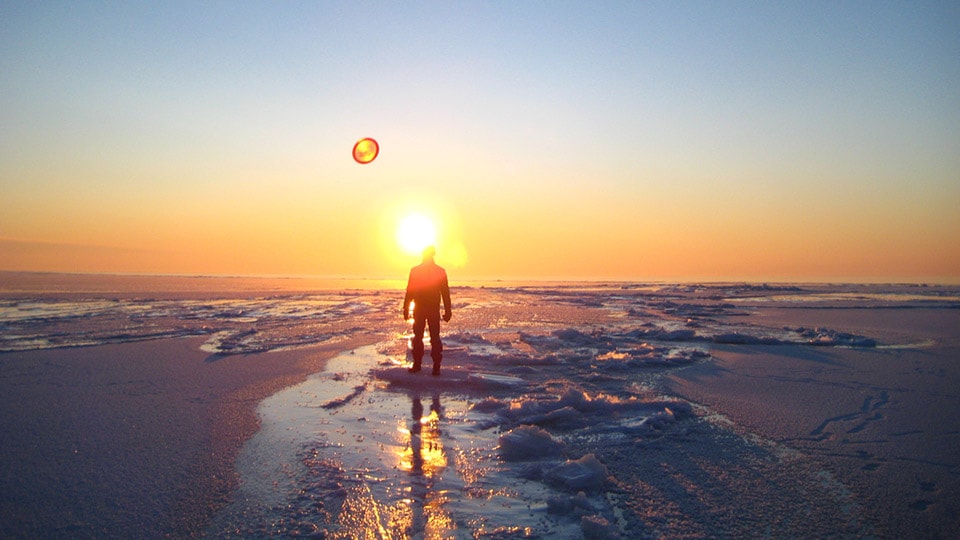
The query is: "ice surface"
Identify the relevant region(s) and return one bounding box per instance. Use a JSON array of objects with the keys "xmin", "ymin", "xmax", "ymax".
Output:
[
  {"xmin": 6, "ymin": 280, "xmax": 958, "ymax": 538},
  {"xmin": 5, "ymin": 281, "xmax": 933, "ymax": 354},
  {"xmin": 200, "ymin": 283, "xmax": 960, "ymax": 538},
  {"xmin": 0, "ymin": 294, "xmax": 388, "ymax": 352}
]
